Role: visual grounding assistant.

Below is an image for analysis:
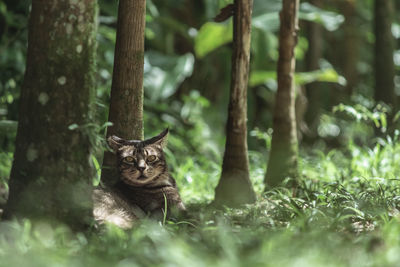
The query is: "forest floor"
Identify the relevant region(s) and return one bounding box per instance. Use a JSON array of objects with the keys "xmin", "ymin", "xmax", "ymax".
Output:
[{"xmin": 1, "ymin": 135, "xmax": 400, "ymax": 266}]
